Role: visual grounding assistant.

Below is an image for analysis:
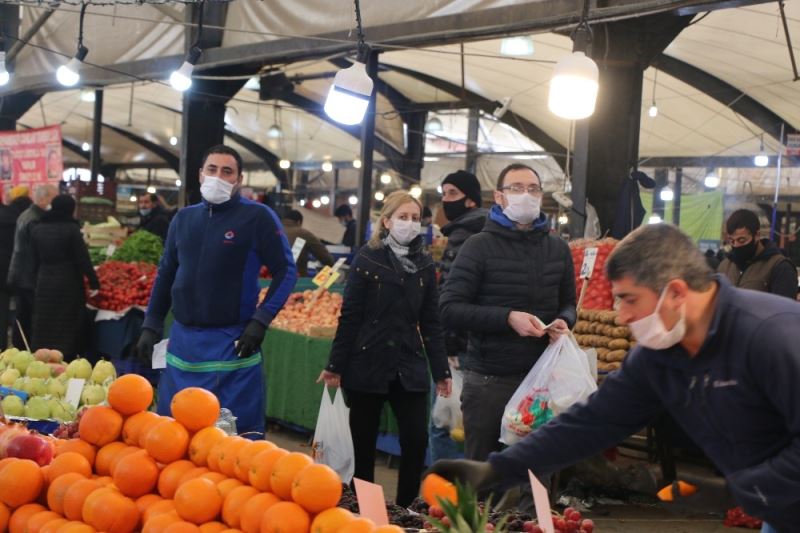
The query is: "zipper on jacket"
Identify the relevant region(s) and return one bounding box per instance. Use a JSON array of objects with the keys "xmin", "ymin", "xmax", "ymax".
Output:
[
  {"xmin": 684, "ymin": 375, "xmax": 697, "ymax": 407},
  {"xmin": 697, "ymin": 373, "xmax": 735, "ymax": 452}
]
